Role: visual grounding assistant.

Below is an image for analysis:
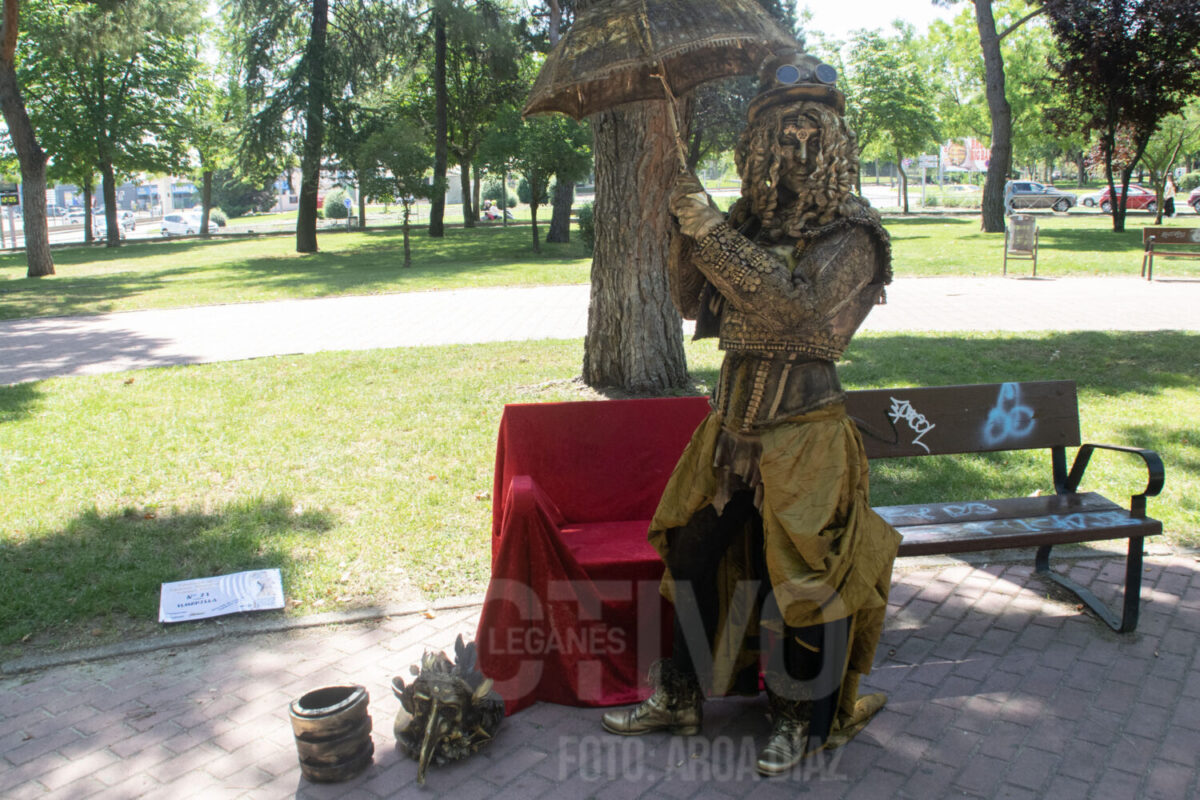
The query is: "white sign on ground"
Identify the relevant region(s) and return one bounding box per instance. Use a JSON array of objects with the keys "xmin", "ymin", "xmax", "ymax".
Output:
[{"xmin": 158, "ymin": 568, "xmax": 285, "ymax": 623}]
